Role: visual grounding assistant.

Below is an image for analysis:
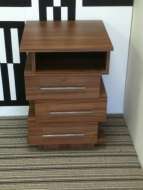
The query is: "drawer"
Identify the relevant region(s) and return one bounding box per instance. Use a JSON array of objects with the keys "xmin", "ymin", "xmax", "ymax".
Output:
[
  {"xmin": 28, "ymin": 132, "xmax": 97, "ymax": 146},
  {"xmin": 35, "ymin": 97, "xmax": 106, "ymax": 122},
  {"xmin": 25, "ymin": 72, "xmax": 101, "ymax": 100},
  {"xmin": 28, "ymin": 106, "xmax": 98, "ymax": 145},
  {"xmin": 28, "ymin": 81, "xmax": 106, "ymax": 123}
]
